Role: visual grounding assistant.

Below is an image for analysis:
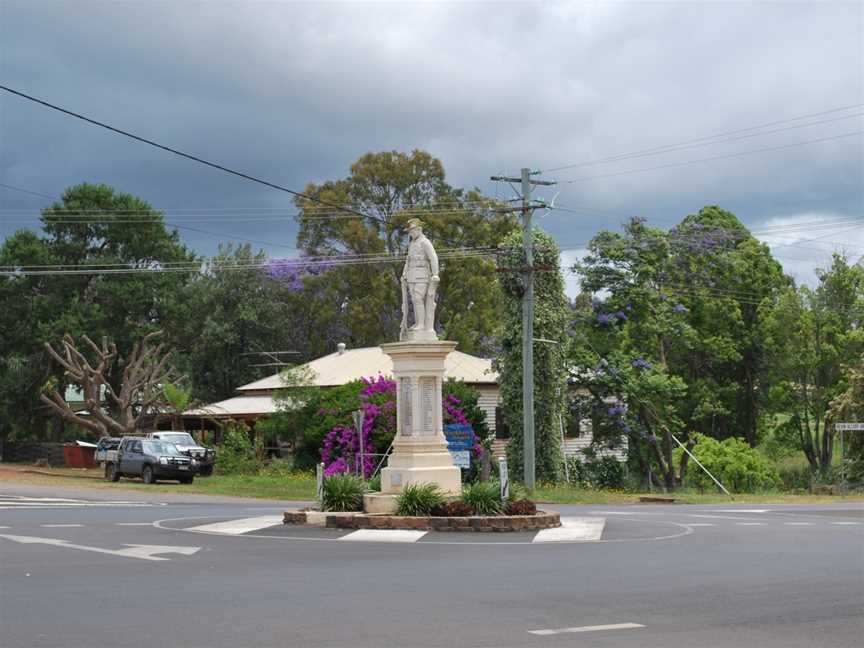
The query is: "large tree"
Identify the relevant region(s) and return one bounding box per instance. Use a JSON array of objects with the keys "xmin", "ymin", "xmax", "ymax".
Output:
[
  {"xmin": 293, "ymin": 150, "xmax": 516, "ymax": 354},
  {"xmin": 762, "ymin": 254, "xmax": 864, "ymax": 476},
  {"xmin": 0, "ymin": 183, "xmax": 195, "ymax": 438},
  {"xmin": 571, "ymin": 207, "xmax": 788, "ymax": 489}
]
